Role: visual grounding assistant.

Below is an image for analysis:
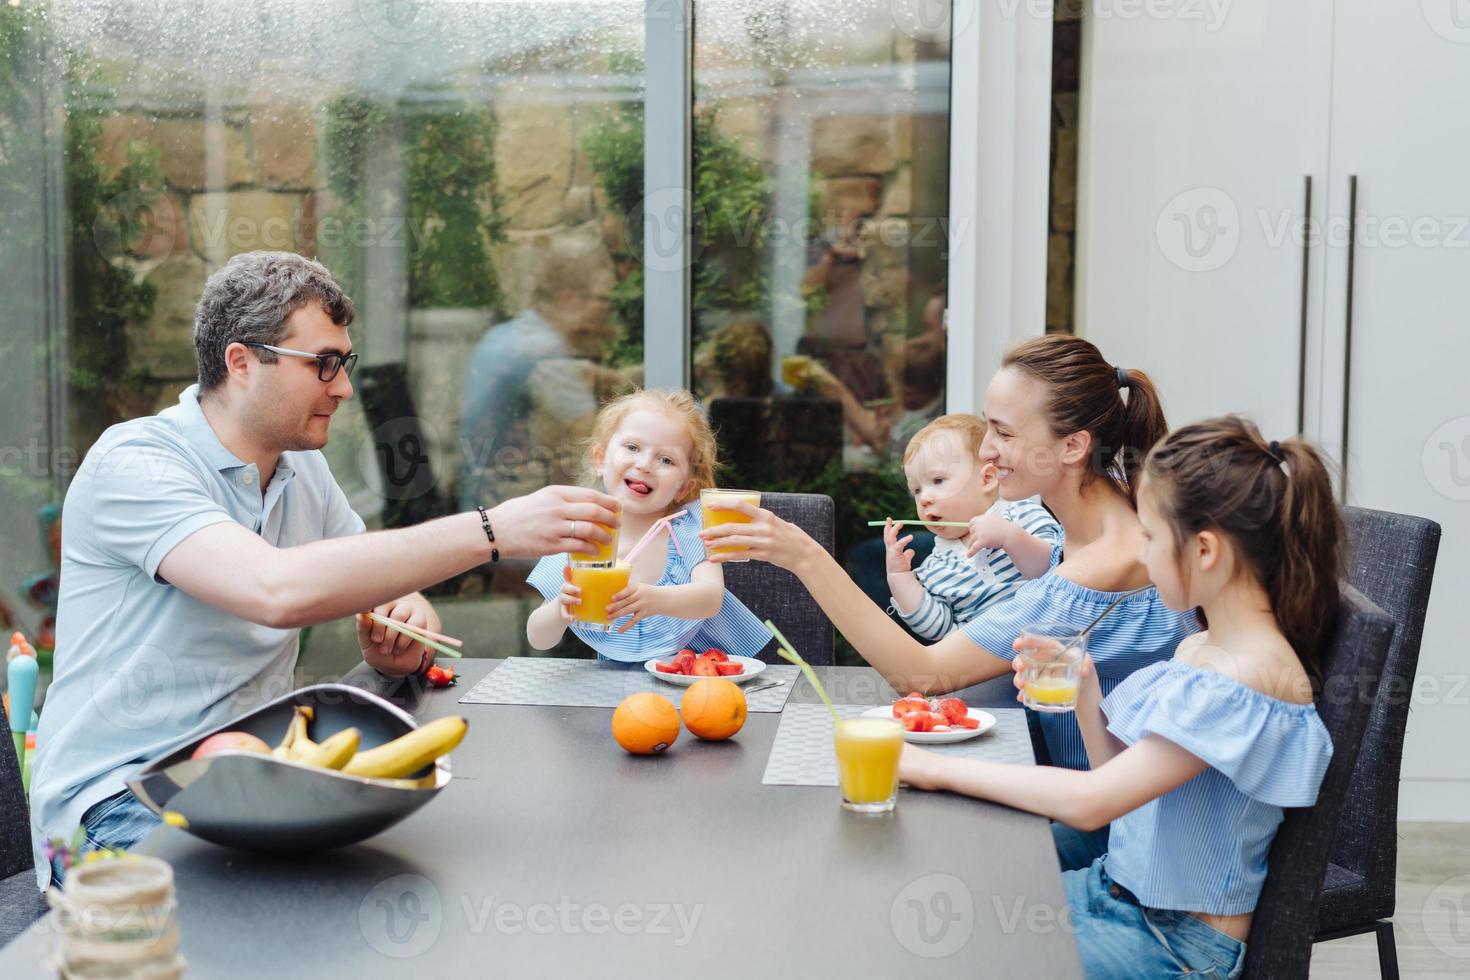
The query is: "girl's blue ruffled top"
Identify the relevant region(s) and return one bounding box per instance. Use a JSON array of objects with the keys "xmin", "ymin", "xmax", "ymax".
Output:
[
  {"xmin": 529, "ymin": 503, "xmax": 772, "ymax": 663},
  {"xmin": 1100, "ymin": 658, "xmax": 1334, "ymax": 915}
]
